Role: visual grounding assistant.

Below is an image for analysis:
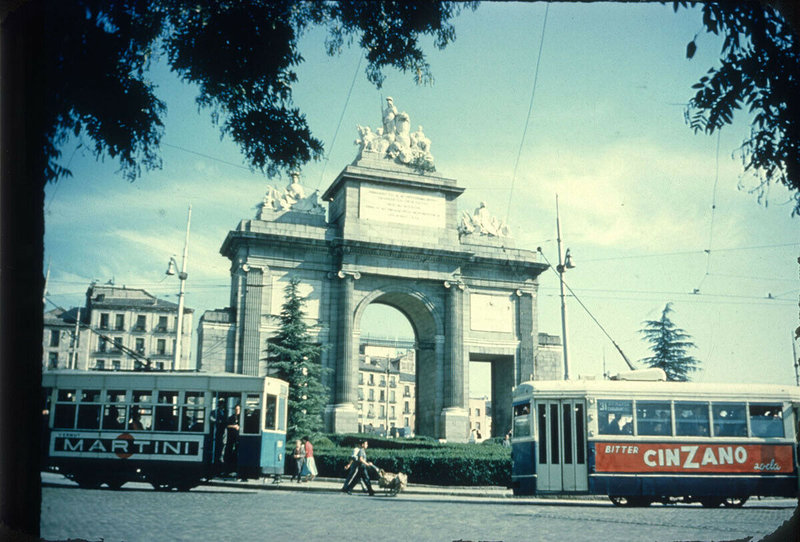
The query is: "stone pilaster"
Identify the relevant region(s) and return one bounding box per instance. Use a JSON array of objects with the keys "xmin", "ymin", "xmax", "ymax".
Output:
[
  {"xmin": 440, "ymin": 279, "xmax": 469, "ymax": 442},
  {"xmin": 328, "ymin": 270, "xmax": 360, "ymax": 433},
  {"xmin": 240, "ymin": 265, "xmax": 264, "ymax": 376}
]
